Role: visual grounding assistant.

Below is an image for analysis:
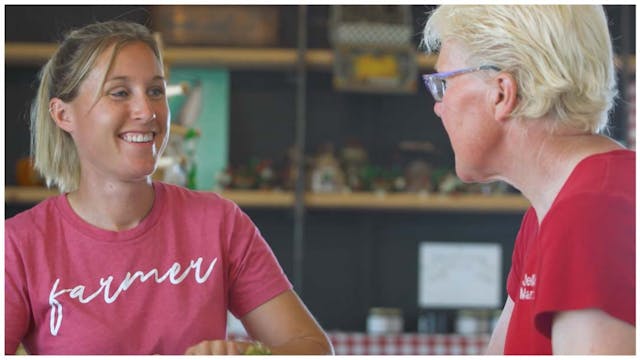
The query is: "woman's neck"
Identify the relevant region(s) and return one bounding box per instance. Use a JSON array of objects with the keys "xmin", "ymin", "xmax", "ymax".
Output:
[{"xmin": 66, "ymin": 177, "xmax": 156, "ymax": 231}]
